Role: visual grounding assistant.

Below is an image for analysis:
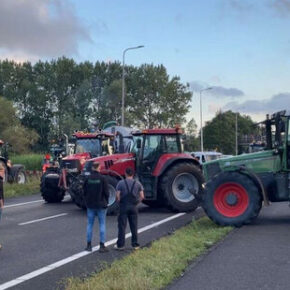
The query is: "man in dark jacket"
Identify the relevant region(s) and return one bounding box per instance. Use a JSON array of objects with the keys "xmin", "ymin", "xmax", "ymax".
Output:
[
  {"xmin": 0, "ymin": 163, "xmax": 4, "ymax": 250},
  {"xmin": 83, "ymin": 162, "xmax": 109, "ymax": 252},
  {"xmin": 114, "ymin": 167, "xmax": 144, "ymax": 250}
]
